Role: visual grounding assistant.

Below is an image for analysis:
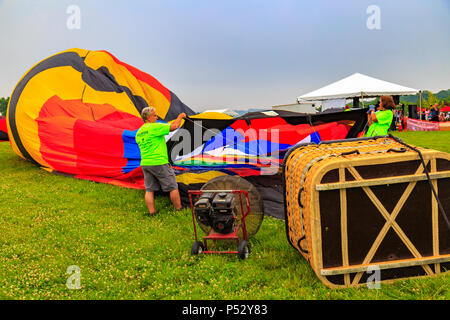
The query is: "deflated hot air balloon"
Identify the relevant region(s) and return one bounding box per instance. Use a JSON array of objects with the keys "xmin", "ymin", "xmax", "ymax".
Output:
[
  {"xmin": 172, "ymin": 109, "xmax": 367, "ymax": 217},
  {"xmin": 7, "ymin": 48, "xmax": 196, "ymax": 188},
  {"xmin": 7, "ymin": 48, "xmax": 368, "ymax": 218}
]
